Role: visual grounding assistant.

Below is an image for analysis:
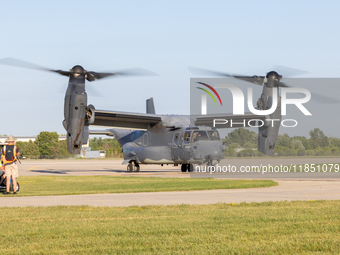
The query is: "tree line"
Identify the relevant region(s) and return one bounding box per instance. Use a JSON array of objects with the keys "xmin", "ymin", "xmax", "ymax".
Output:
[
  {"xmin": 14, "ymin": 128, "xmax": 340, "ymax": 159},
  {"xmin": 223, "ymin": 128, "xmax": 340, "ymax": 157},
  {"xmin": 16, "ymin": 132, "xmax": 71, "ymax": 159},
  {"xmin": 89, "ymin": 137, "xmax": 122, "ymax": 158},
  {"xmin": 15, "ymin": 133, "xmax": 123, "ymax": 159}
]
